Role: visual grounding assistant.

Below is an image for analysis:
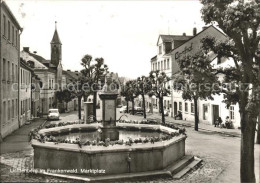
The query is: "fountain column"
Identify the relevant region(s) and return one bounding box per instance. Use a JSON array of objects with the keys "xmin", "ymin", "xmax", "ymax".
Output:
[{"xmin": 99, "ymin": 74, "xmax": 119, "ymax": 141}]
